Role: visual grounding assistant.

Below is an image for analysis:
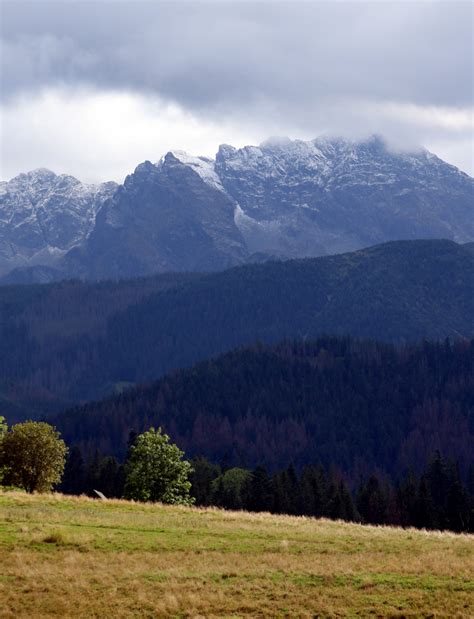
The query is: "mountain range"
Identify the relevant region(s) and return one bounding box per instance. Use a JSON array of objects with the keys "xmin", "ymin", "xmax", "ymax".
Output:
[{"xmin": 1, "ymin": 135, "xmax": 472, "ymax": 282}]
